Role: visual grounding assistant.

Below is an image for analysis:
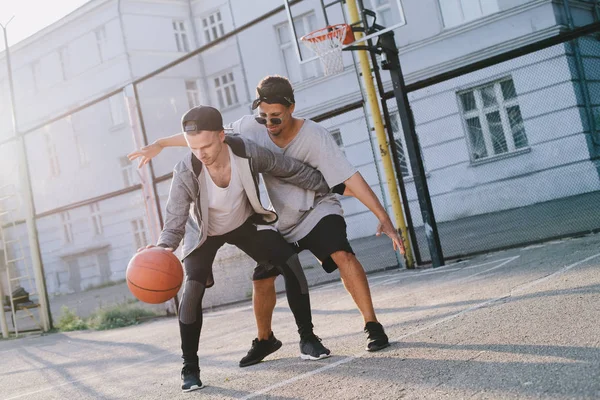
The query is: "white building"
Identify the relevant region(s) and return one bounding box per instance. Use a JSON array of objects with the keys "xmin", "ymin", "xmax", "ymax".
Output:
[{"xmin": 1, "ymin": 0, "xmax": 599, "ymax": 298}]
